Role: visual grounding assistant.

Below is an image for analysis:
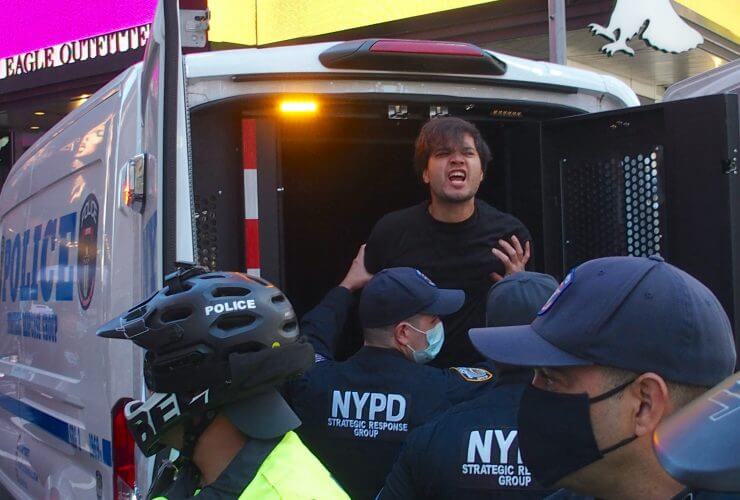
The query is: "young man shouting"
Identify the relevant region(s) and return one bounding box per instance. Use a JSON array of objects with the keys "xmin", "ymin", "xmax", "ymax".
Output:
[{"xmin": 365, "ymin": 117, "xmax": 531, "ymax": 366}]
